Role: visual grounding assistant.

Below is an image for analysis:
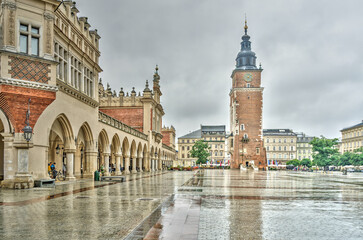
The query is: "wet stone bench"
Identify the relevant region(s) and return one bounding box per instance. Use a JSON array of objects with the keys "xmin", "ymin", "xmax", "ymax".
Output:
[
  {"xmin": 34, "ymin": 179, "xmax": 55, "ymax": 188},
  {"xmin": 100, "ymin": 176, "xmax": 126, "ymax": 182}
]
